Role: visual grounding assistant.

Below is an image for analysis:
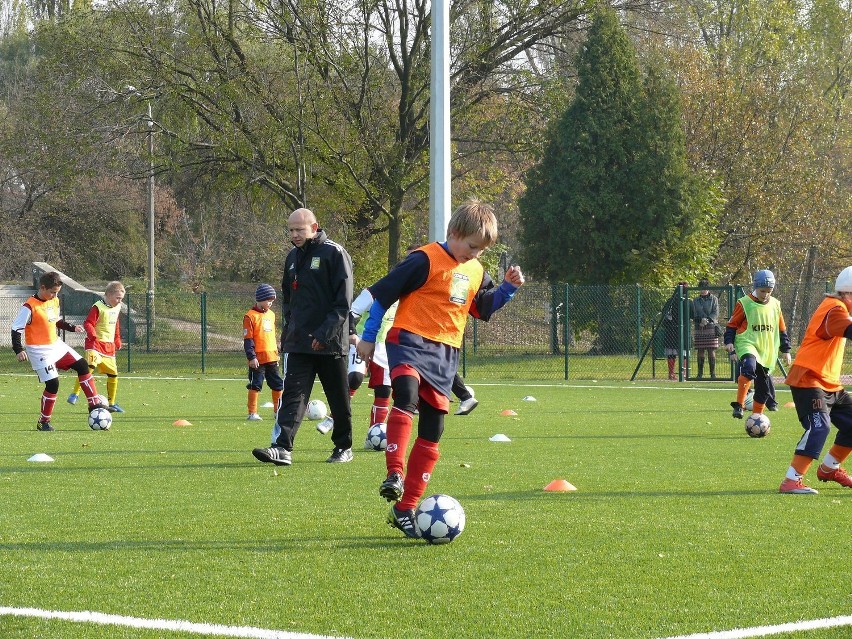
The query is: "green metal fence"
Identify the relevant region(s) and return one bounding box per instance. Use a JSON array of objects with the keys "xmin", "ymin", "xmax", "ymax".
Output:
[{"xmin": 1, "ymin": 281, "xmax": 847, "ymax": 381}]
